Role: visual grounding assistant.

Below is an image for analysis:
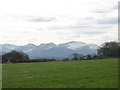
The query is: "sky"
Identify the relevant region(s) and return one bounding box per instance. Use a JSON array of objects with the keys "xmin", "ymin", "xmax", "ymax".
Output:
[{"xmin": 0, "ymin": 0, "xmax": 118, "ymax": 46}]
